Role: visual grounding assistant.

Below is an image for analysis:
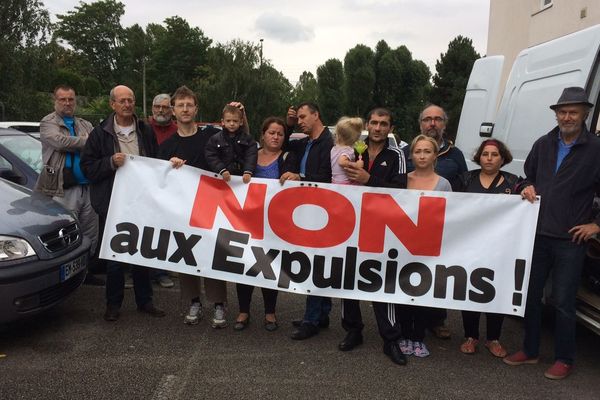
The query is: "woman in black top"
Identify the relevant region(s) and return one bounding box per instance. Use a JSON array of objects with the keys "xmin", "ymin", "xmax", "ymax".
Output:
[{"xmin": 458, "ymin": 139, "xmax": 519, "ymax": 358}]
